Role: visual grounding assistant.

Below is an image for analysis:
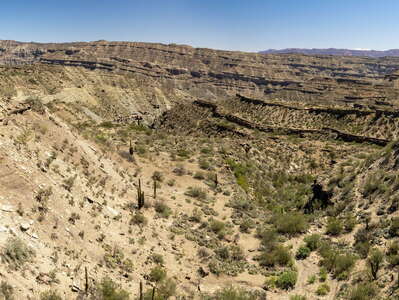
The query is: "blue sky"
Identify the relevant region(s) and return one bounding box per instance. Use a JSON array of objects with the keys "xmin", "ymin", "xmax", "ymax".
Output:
[{"xmin": 1, "ymin": 0, "xmax": 398, "ymax": 52}]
